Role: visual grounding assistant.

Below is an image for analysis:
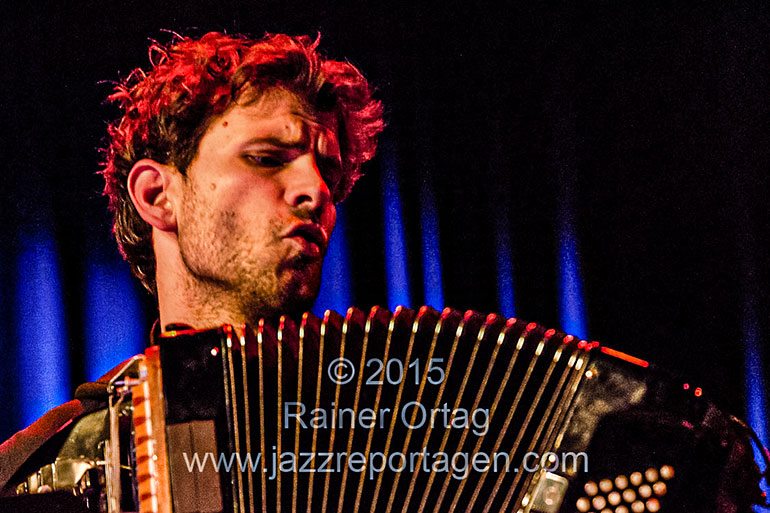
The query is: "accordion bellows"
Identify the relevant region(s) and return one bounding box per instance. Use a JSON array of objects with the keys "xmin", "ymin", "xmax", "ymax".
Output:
[
  {"xmin": 130, "ymin": 305, "xmax": 762, "ymax": 513},
  {"xmin": 1, "ymin": 305, "xmax": 763, "ymax": 513}
]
